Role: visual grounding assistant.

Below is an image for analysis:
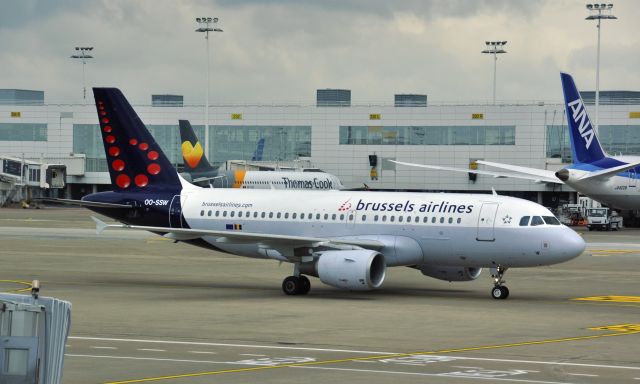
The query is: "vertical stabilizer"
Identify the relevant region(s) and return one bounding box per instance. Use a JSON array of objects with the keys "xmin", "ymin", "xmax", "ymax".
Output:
[
  {"xmin": 93, "ymin": 88, "xmax": 181, "ymax": 191},
  {"xmin": 560, "ymin": 73, "xmax": 607, "ymax": 164},
  {"xmin": 179, "ymin": 120, "xmax": 216, "ymax": 173}
]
